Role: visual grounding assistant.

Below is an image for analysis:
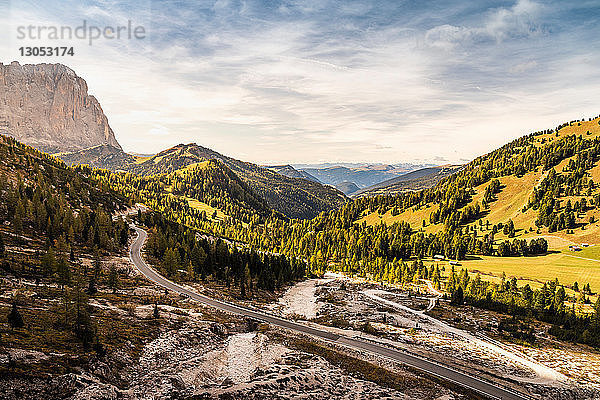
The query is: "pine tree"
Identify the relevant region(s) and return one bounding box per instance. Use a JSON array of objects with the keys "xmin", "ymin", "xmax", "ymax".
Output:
[
  {"xmin": 240, "ymin": 263, "xmax": 251, "ymax": 298},
  {"xmin": 56, "ymin": 257, "xmax": 71, "ymax": 288},
  {"xmin": 74, "ymin": 274, "xmax": 94, "ymax": 349},
  {"xmin": 593, "ymin": 297, "xmax": 600, "ymax": 326},
  {"xmin": 12, "ymin": 200, "xmax": 25, "ymax": 238},
  {"xmin": 162, "ymin": 248, "xmax": 179, "ymax": 276},
  {"xmin": 88, "ymin": 270, "xmax": 98, "ymax": 295},
  {"xmin": 451, "ymin": 286, "xmax": 464, "ymax": 305},
  {"xmin": 108, "ymin": 265, "xmax": 119, "ymax": 293},
  {"xmin": 7, "ymin": 302, "xmax": 24, "ymax": 329},
  {"xmin": 93, "ymin": 249, "xmax": 102, "ymax": 279}
]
